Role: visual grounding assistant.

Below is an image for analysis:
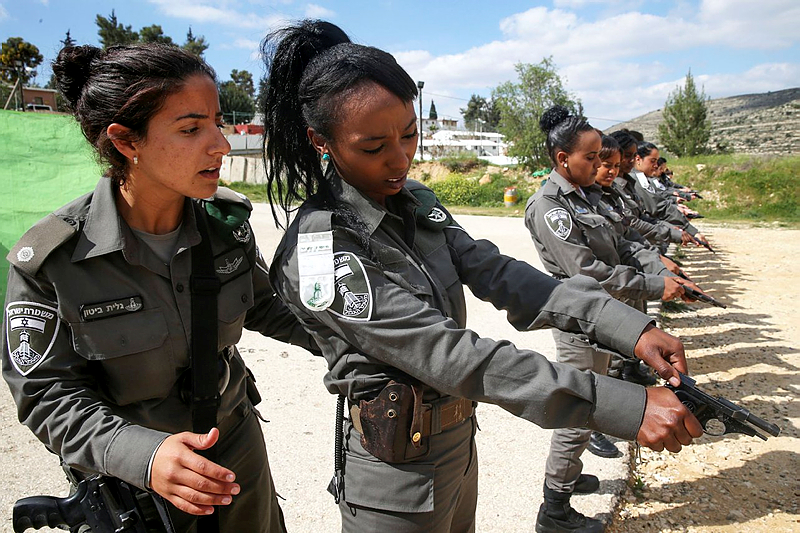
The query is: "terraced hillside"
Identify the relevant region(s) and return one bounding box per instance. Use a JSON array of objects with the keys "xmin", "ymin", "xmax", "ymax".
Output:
[{"xmin": 606, "ymin": 87, "xmax": 800, "ymax": 154}]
